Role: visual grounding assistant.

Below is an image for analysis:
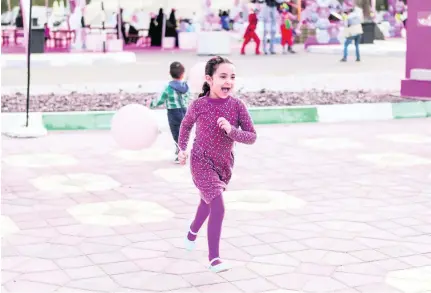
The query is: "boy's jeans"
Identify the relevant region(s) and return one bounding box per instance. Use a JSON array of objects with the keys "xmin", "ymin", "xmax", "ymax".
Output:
[
  {"xmin": 167, "ymin": 108, "xmax": 187, "ymax": 154},
  {"xmin": 343, "ymin": 34, "xmax": 361, "ymax": 60}
]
